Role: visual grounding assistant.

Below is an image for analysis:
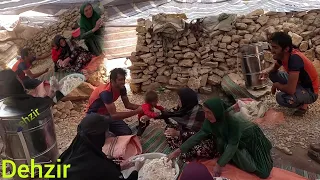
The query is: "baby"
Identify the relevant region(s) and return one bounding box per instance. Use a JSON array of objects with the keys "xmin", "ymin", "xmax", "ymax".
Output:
[
  {"xmin": 51, "ymin": 40, "xmax": 61, "ymax": 72},
  {"xmin": 137, "ymin": 90, "xmax": 164, "ymax": 136}
]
